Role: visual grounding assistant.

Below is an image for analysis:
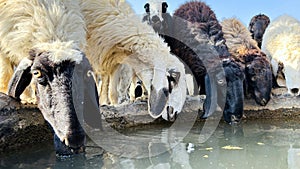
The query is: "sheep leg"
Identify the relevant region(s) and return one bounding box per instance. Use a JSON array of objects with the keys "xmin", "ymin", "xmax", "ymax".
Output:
[
  {"xmin": 99, "ymin": 75, "xmax": 110, "ymax": 106},
  {"xmin": 116, "ymin": 64, "xmax": 133, "ymax": 104},
  {"xmin": 129, "ymin": 74, "xmax": 138, "ymax": 102},
  {"xmin": 0, "ymin": 56, "xmax": 14, "ymax": 94},
  {"xmin": 109, "ymin": 66, "xmax": 121, "ymax": 106}
]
